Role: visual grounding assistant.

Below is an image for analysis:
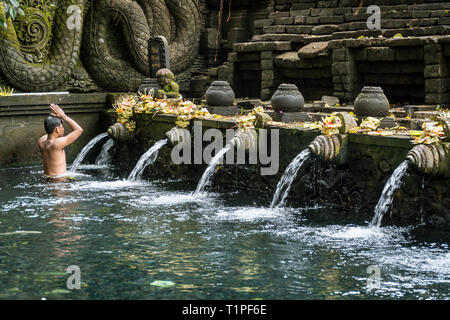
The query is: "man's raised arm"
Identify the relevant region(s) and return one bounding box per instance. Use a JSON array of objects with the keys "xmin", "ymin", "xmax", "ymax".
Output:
[{"xmin": 50, "ymin": 104, "xmax": 83, "ymax": 148}]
